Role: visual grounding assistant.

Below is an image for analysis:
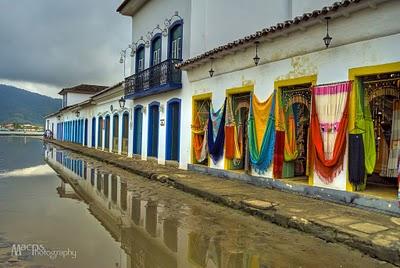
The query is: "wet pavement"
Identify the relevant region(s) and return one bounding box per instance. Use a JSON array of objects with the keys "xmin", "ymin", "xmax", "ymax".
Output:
[{"xmin": 0, "ymin": 137, "xmax": 396, "ymax": 267}]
